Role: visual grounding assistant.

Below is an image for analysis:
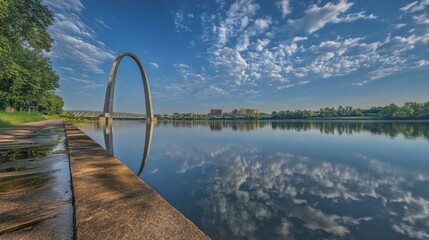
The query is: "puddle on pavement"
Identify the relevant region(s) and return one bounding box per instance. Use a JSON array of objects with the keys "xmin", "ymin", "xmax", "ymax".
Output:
[
  {"xmin": 0, "ymin": 145, "xmax": 56, "ymax": 163},
  {"xmin": 0, "ymin": 124, "xmax": 73, "ymax": 239},
  {"xmin": 0, "ymin": 166, "xmax": 30, "ymax": 173}
]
